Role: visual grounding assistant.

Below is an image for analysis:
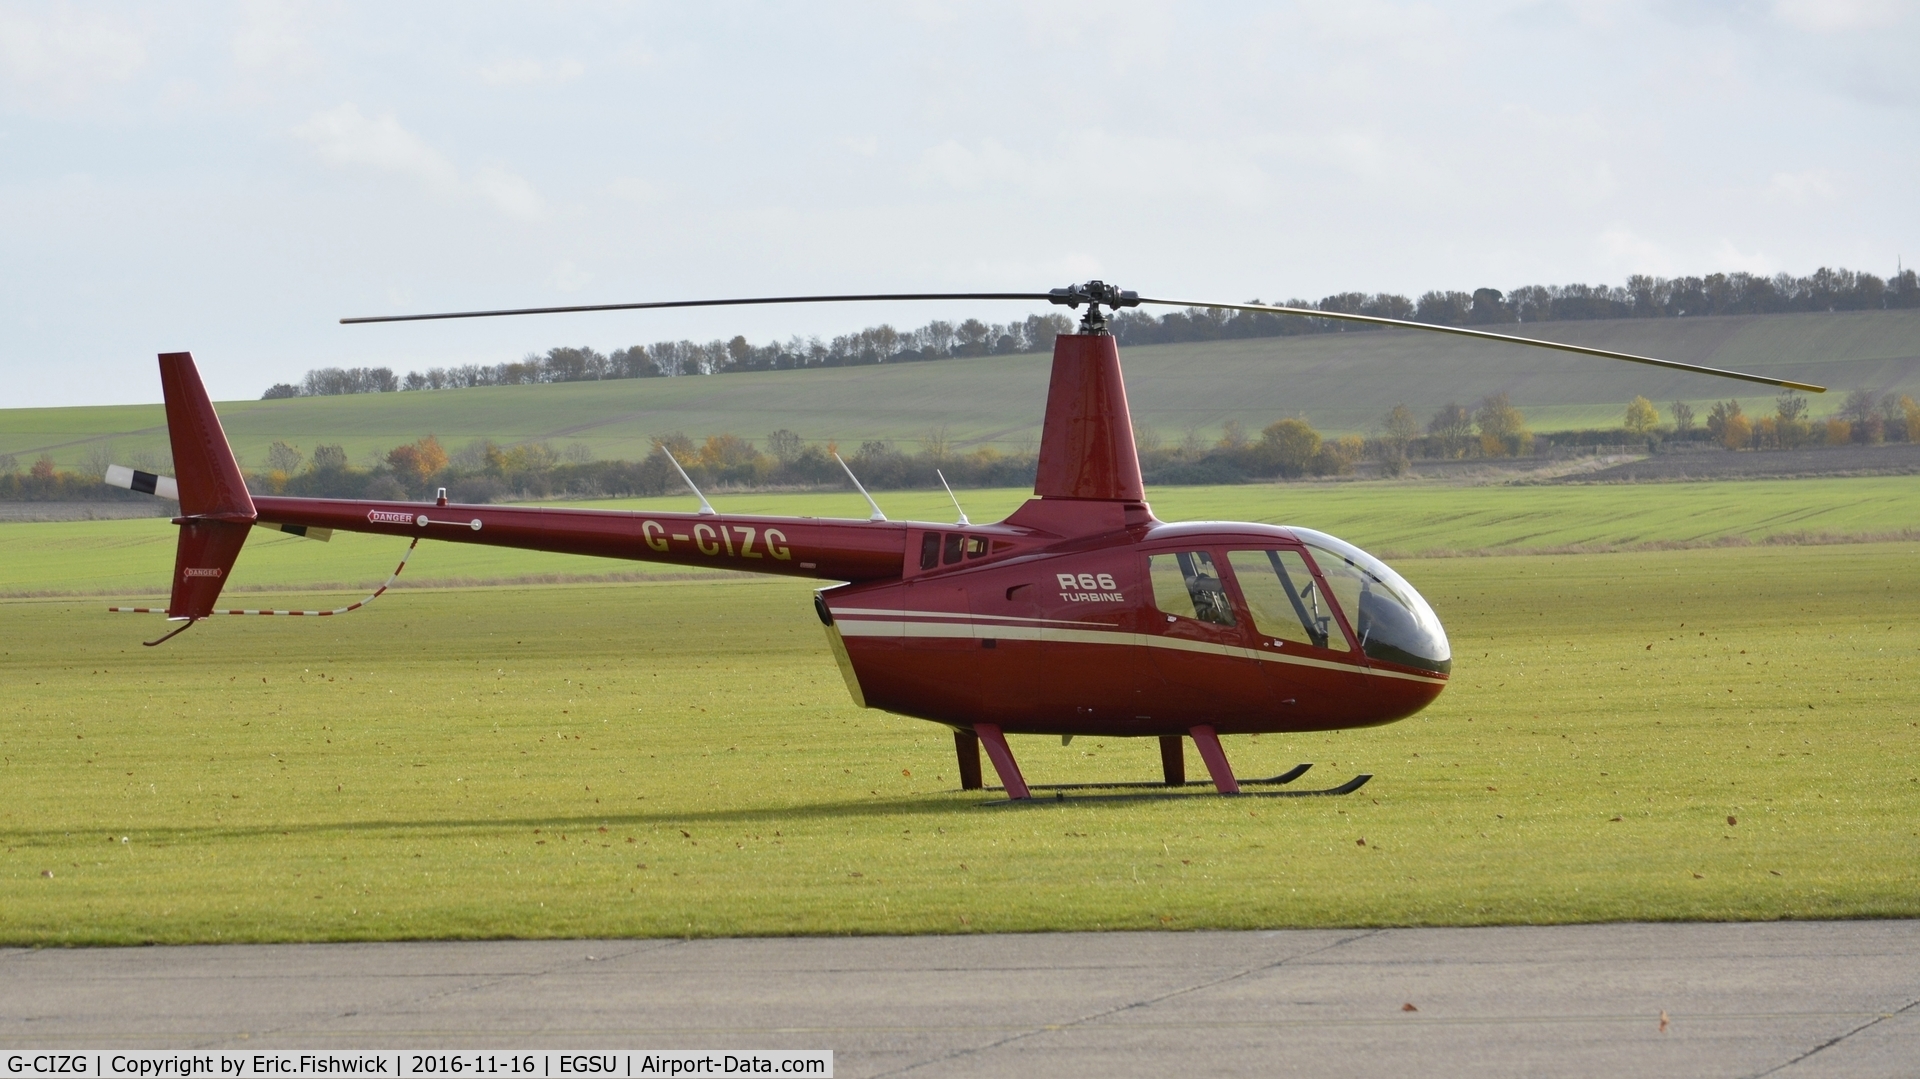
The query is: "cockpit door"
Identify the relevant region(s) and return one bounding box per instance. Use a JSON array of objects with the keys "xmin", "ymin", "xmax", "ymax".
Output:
[
  {"xmin": 1141, "ymin": 549, "xmax": 1269, "ymax": 723},
  {"xmin": 1224, "ymin": 547, "xmax": 1371, "ymax": 724}
]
